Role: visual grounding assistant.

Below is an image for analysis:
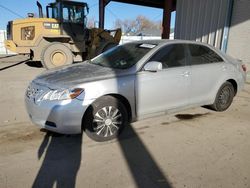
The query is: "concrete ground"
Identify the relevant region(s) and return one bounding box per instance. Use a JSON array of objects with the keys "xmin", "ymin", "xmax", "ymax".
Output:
[{"xmin": 0, "ymin": 55, "xmax": 250, "ymax": 188}]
